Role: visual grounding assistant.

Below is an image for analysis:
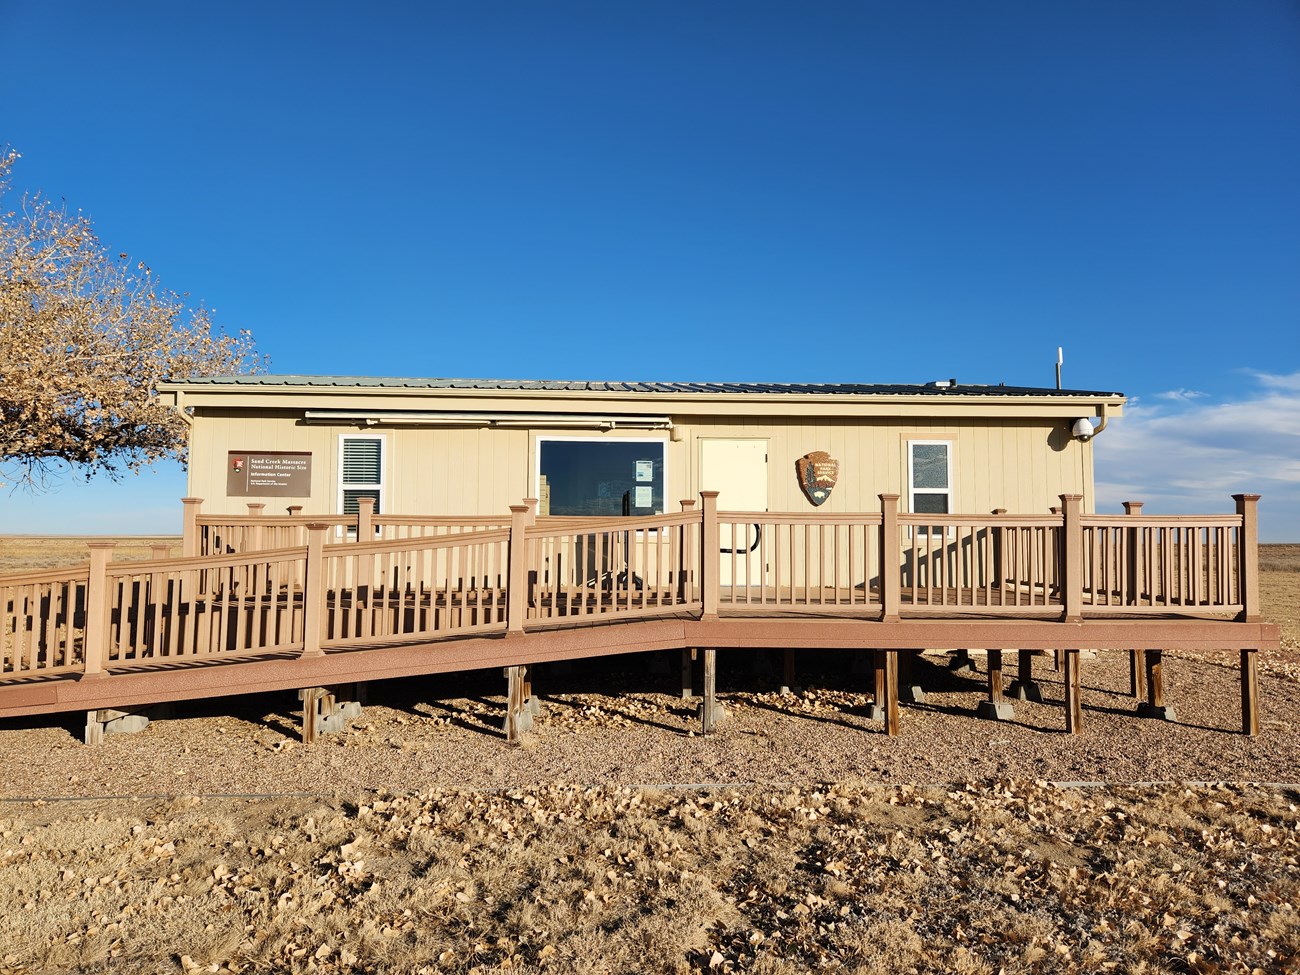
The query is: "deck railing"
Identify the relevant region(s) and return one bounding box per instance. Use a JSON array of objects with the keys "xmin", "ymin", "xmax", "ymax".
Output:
[{"xmin": 1, "ymin": 493, "xmax": 1263, "ymax": 682}]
